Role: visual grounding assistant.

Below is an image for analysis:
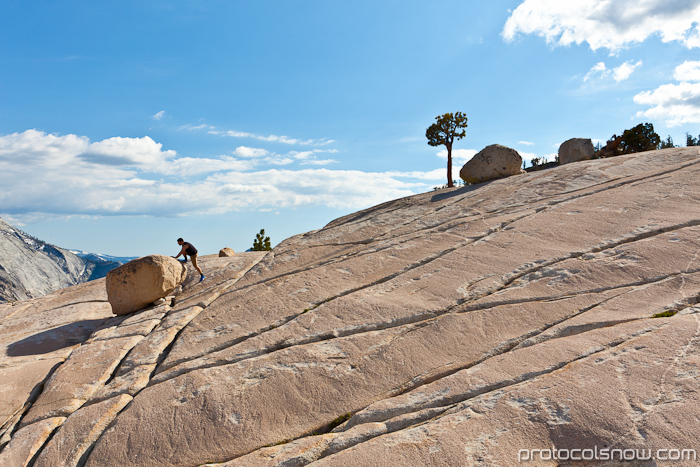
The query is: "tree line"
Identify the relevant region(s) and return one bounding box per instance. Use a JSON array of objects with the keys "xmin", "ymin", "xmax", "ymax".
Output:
[
  {"xmin": 426, "ymin": 112, "xmax": 700, "ymax": 186},
  {"xmin": 595, "ymin": 123, "xmax": 700, "ymax": 157}
]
